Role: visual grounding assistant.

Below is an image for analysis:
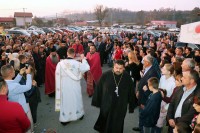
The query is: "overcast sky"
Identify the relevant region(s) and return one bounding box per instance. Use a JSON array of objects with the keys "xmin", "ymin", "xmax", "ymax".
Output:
[{"xmin": 0, "ymin": 0, "xmax": 199, "ymax": 17}]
